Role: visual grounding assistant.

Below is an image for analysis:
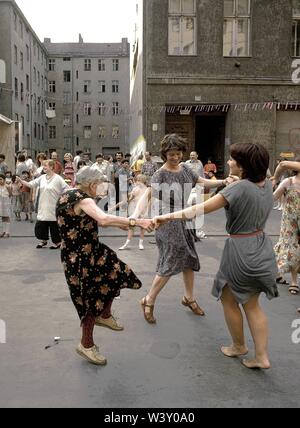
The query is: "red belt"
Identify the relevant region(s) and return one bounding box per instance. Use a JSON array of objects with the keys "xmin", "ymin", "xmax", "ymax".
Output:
[{"xmin": 230, "ymin": 230, "xmax": 263, "ymax": 238}]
